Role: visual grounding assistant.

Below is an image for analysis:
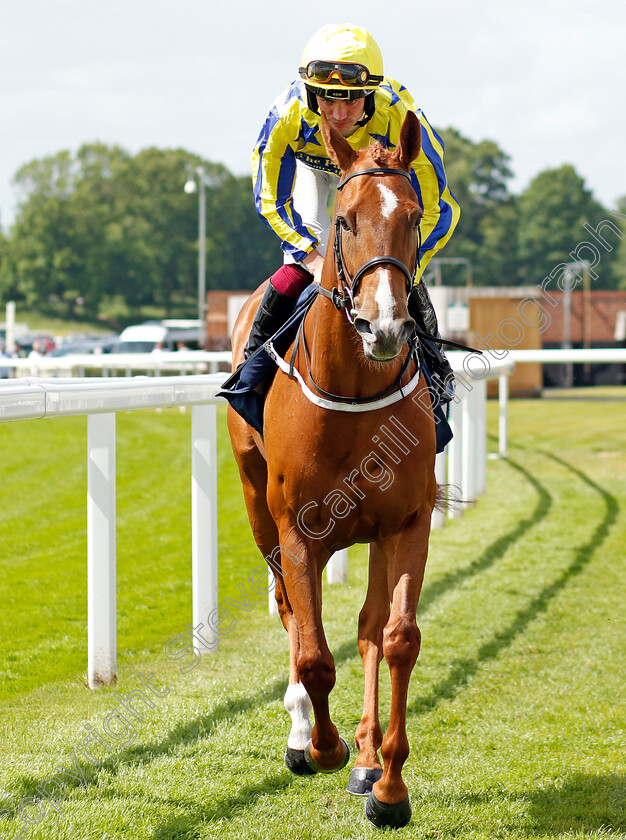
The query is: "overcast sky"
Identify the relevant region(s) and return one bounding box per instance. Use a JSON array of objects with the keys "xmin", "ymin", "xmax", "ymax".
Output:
[{"xmin": 2, "ymin": 0, "xmax": 625, "ymax": 231}]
